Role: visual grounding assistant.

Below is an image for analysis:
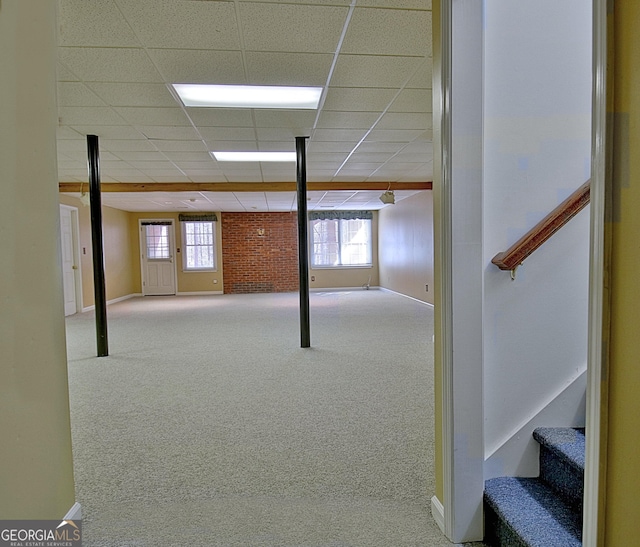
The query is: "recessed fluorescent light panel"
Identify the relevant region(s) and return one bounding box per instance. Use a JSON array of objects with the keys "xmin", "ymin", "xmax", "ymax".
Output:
[
  {"xmin": 212, "ymin": 151, "xmax": 297, "ymax": 162},
  {"xmin": 172, "ymin": 84, "xmax": 322, "ymax": 109}
]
